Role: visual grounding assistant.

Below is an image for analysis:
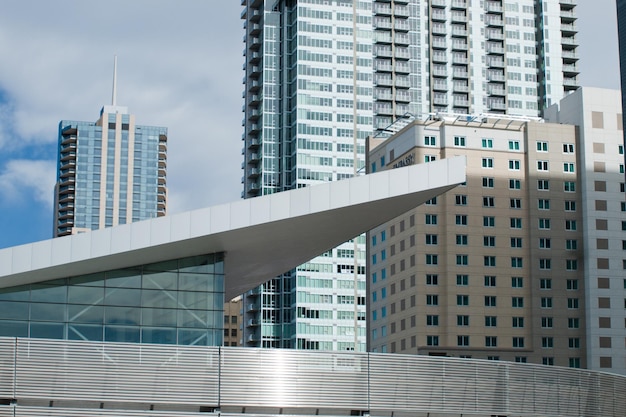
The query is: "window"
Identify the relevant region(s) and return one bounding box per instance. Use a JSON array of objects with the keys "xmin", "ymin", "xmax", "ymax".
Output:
[
  {"xmin": 512, "ymin": 337, "xmax": 525, "ymax": 348},
  {"xmin": 537, "ymin": 161, "xmax": 549, "ymax": 171},
  {"xmin": 457, "ymin": 295, "xmax": 469, "ymax": 306},
  {"xmin": 484, "ymin": 236, "xmax": 496, "ymax": 247},
  {"xmin": 510, "ymin": 218, "xmax": 522, "ymax": 228},
  {"xmin": 564, "ymin": 200, "xmax": 576, "ymax": 211},
  {"xmin": 511, "ymin": 257, "xmax": 523, "ymax": 268},
  {"xmin": 510, "ymin": 198, "xmax": 521, "ymax": 209},
  {"xmin": 566, "ymin": 279, "xmax": 579, "ymax": 290},
  {"xmin": 485, "ymin": 336, "xmax": 498, "ymax": 347},
  {"xmin": 568, "ymin": 338, "xmax": 580, "ymax": 348},
  {"xmin": 425, "ymin": 214, "xmax": 438, "ymax": 225},
  {"xmin": 509, "ymin": 160, "xmax": 521, "ymax": 170},
  {"xmin": 511, "ymin": 277, "xmax": 523, "ymax": 288},
  {"xmin": 455, "ymin": 195, "xmax": 468, "ymax": 205},
  {"xmin": 515, "ymin": 357, "xmax": 527, "ymax": 363},
  {"xmin": 539, "ymin": 238, "xmax": 551, "ymax": 249},
  {"xmin": 485, "ymin": 296, "xmax": 497, "ymax": 307},
  {"xmin": 457, "ymin": 335, "xmax": 470, "ymax": 346},
  {"xmin": 427, "ymin": 295, "xmax": 439, "ymax": 306},
  {"xmin": 456, "ymin": 255, "xmax": 468, "ymax": 266},
  {"xmin": 425, "ymin": 155, "xmax": 436, "ymax": 163},
  {"xmin": 539, "ymin": 258, "xmax": 551, "ymax": 270},
  {"xmin": 536, "ymin": 141, "xmax": 548, "ymax": 152},
  {"xmin": 563, "ymin": 143, "xmax": 574, "ymax": 153},
  {"xmin": 542, "ymin": 337, "xmax": 554, "ymax": 348},
  {"xmin": 455, "ymin": 215, "xmax": 467, "ymax": 225},
  {"xmin": 543, "ymin": 357, "xmax": 555, "ymax": 366},
  {"xmin": 538, "ymin": 218, "xmax": 551, "ymax": 229},
  {"xmin": 426, "ymin": 254, "xmax": 438, "ymax": 265},
  {"xmin": 484, "ymin": 256, "xmax": 496, "ymax": 267},
  {"xmin": 427, "ymin": 315, "xmax": 439, "ymax": 326},
  {"xmin": 482, "ymin": 157, "xmax": 494, "ymax": 168},
  {"xmin": 454, "ymin": 136, "xmax": 466, "ymax": 147},
  {"xmin": 425, "ymin": 197, "xmax": 437, "ymax": 205},
  {"xmin": 510, "ymin": 237, "xmax": 522, "ymax": 248},
  {"xmin": 509, "ymin": 179, "xmax": 521, "ymax": 189},
  {"xmin": 537, "ymin": 179, "xmax": 549, "ymax": 190},
  {"xmin": 541, "ymin": 297, "xmax": 553, "ymax": 308},
  {"xmin": 482, "ymin": 177, "xmax": 494, "ymax": 188},
  {"xmin": 456, "ymin": 234, "xmax": 468, "ymax": 245},
  {"xmin": 568, "ymin": 318, "xmax": 580, "ymax": 329},
  {"xmin": 427, "ymin": 335, "xmax": 439, "ymax": 346},
  {"xmin": 424, "ymin": 136, "xmax": 436, "ymax": 146},
  {"xmin": 425, "ymin": 234, "xmax": 438, "ymax": 245},
  {"xmin": 484, "ymin": 276, "xmax": 496, "ymax": 287},
  {"xmin": 567, "ymin": 298, "xmax": 579, "ymax": 309},
  {"xmin": 541, "ymin": 317, "xmax": 553, "ymax": 328},
  {"xmin": 483, "ymin": 216, "xmax": 495, "ymax": 227},
  {"xmin": 566, "ymin": 239, "xmax": 577, "ymax": 250},
  {"xmin": 512, "ymin": 317, "xmax": 524, "ymax": 328},
  {"xmin": 456, "ymin": 274, "xmax": 469, "ymax": 286},
  {"xmin": 508, "ymin": 140, "xmax": 520, "ymax": 150},
  {"xmin": 540, "ymin": 278, "xmax": 552, "ymax": 289},
  {"xmin": 569, "ymin": 358, "xmax": 581, "ymax": 368},
  {"xmin": 426, "ymin": 274, "xmax": 438, "ymax": 285},
  {"xmin": 512, "ymin": 297, "xmax": 524, "ymax": 308},
  {"xmin": 482, "ymin": 138, "xmax": 493, "ymax": 148},
  {"xmin": 538, "ymin": 199, "xmax": 550, "ymax": 210},
  {"xmin": 566, "ymin": 259, "xmax": 578, "ymax": 270},
  {"xmin": 457, "ymin": 315, "xmax": 469, "ymax": 326},
  {"xmin": 483, "ymin": 196, "xmax": 495, "ymax": 207},
  {"xmin": 564, "ymin": 181, "xmax": 576, "ymax": 192},
  {"xmin": 563, "ymin": 162, "xmax": 575, "ymax": 173},
  {"xmin": 565, "ymin": 220, "xmax": 577, "ymax": 231}
]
